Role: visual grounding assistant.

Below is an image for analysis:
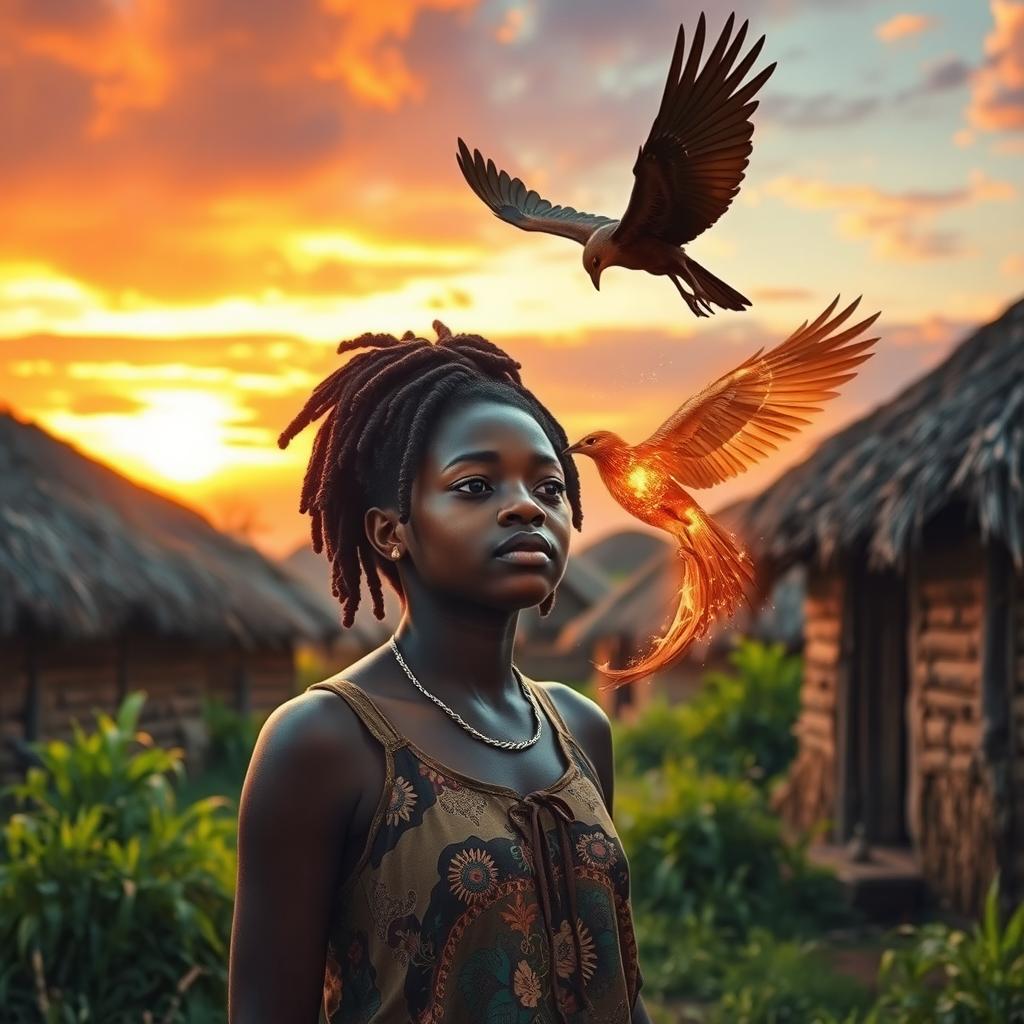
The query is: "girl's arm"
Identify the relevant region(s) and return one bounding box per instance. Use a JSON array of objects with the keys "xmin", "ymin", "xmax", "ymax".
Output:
[{"xmin": 228, "ymin": 694, "xmax": 357, "ymax": 1023}]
